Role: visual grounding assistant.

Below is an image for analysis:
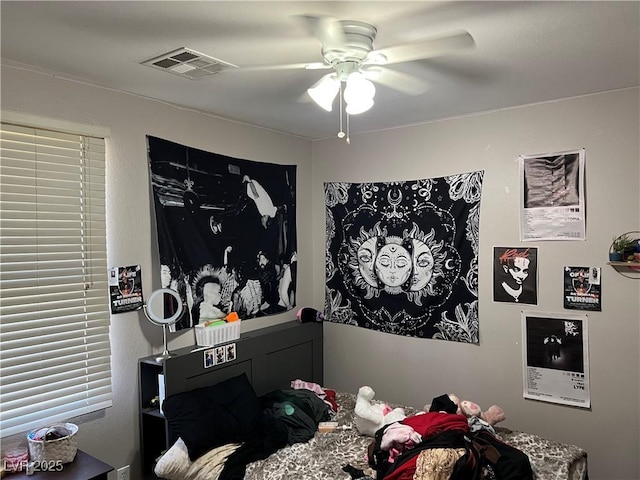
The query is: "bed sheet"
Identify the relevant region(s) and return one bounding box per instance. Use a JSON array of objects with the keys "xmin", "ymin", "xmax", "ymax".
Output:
[
  {"xmin": 245, "ymin": 392, "xmax": 588, "ymax": 480},
  {"xmin": 156, "ymin": 391, "xmax": 587, "ymax": 480}
]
